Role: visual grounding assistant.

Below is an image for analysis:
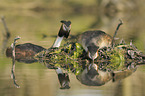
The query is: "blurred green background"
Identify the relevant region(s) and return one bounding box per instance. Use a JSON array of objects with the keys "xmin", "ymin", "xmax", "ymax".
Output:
[{"xmin": 0, "ymin": 0, "xmax": 145, "ymax": 96}]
